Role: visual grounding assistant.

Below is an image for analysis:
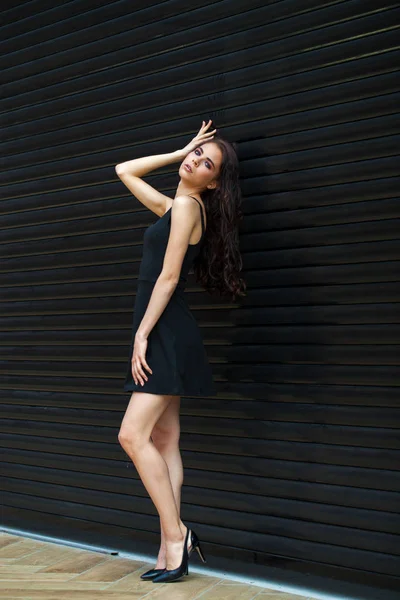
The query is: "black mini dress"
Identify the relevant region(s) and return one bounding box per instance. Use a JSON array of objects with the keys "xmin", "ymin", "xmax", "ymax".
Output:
[{"xmin": 123, "ymin": 196, "xmax": 216, "ymax": 397}]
